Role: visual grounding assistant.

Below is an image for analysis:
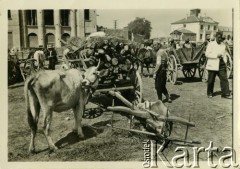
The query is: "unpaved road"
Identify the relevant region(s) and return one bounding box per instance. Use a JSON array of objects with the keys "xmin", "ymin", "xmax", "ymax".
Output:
[{"xmin": 8, "ymin": 70, "xmax": 232, "ymax": 162}]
